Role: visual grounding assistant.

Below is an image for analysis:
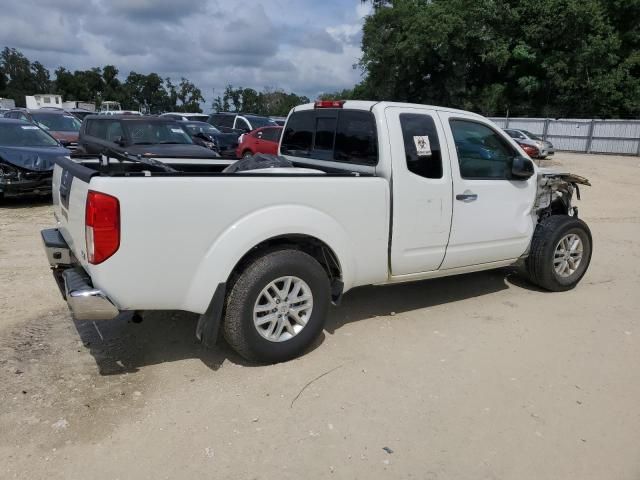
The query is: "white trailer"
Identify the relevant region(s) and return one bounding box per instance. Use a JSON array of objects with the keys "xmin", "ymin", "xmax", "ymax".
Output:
[{"xmin": 25, "ymin": 94, "xmax": 63, "ymax": 109}]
